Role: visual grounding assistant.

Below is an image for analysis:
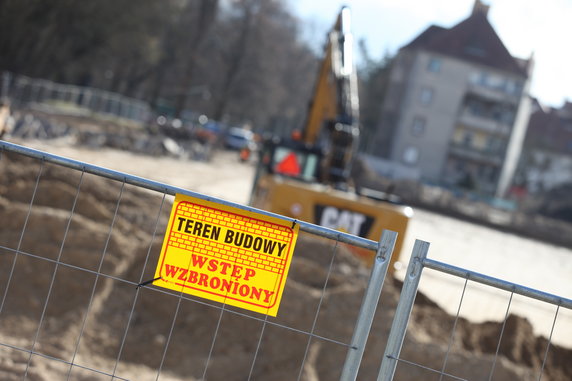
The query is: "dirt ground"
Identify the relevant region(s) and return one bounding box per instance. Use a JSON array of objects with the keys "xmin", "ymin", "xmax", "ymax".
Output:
[
  {"xmin": 1, "ymin": 136, "xmax": 571, "ymax": 380},
  {"xmin": 16, "ymin": 137, "xmax": 572, "ymax": 345}
]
